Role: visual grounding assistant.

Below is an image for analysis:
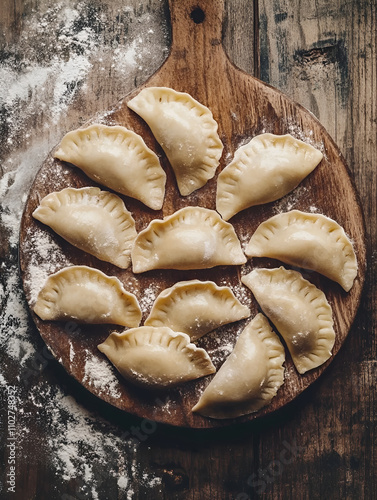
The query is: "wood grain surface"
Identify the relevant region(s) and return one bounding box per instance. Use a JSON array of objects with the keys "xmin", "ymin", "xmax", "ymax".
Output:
[
  {"xmin": 19, "ymin": 0, "xmax": 366, "ymax": 429},
  {"xmin": 1, "ymin": 0, "xmax": 376, "ymax": 498}
]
